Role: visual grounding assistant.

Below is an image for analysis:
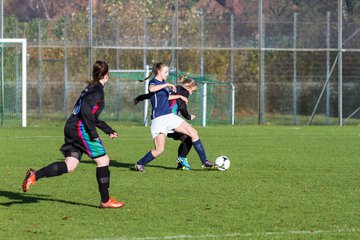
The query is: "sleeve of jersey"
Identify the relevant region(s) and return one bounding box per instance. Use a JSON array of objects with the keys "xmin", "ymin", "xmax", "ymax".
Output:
[
  {"xmin": 148, "ymin": 80, "xmax": 156, "ymax": 92},
  {"xmin": 135, "ymin": 93, "xmax": 151, "ymax": 102},
  {"xmin": 95, "ymin": 118, "xmax": 115, "ymax": 135},
  {"xmin": 80, "ymin": 93, "xmax": 99, "ymax": 140},
  {"xmin": 177, "ymin": 89, "xmax": 192, "ymax": 120}
]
